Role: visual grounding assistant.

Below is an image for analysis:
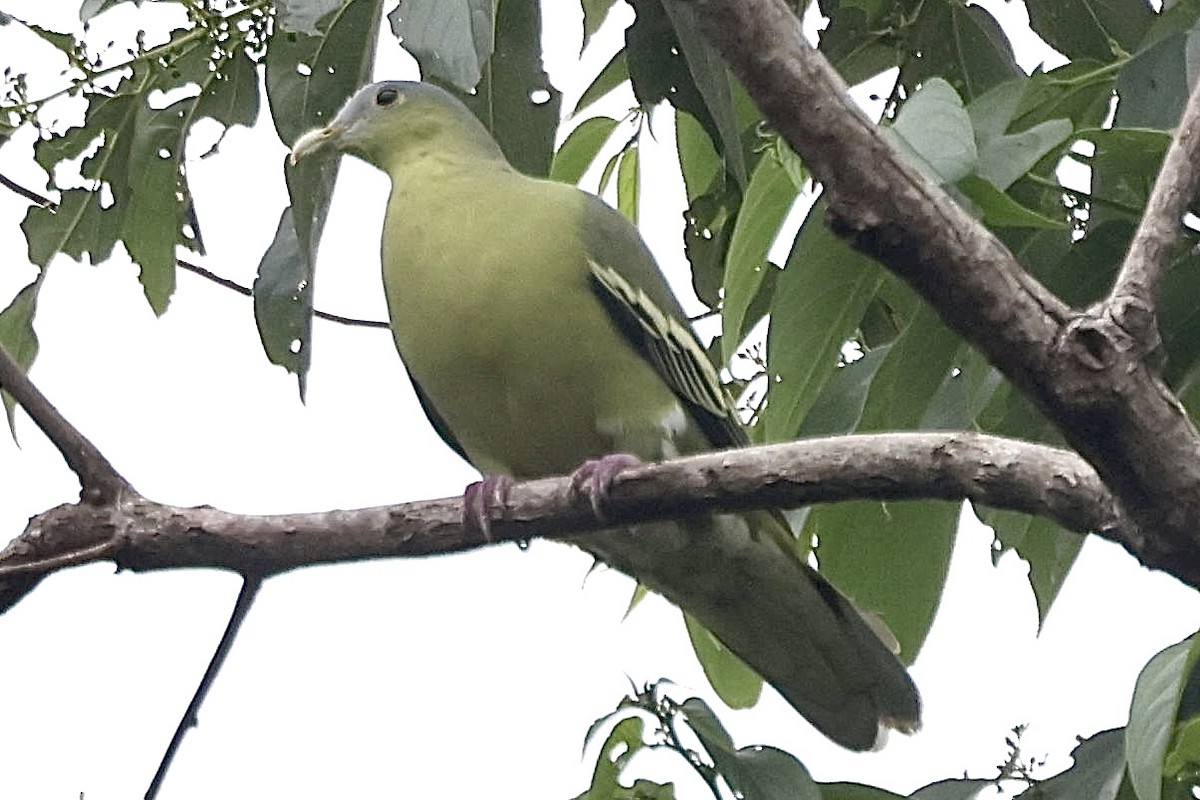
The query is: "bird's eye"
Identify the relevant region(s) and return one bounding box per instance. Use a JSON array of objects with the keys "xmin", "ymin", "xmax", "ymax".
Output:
[{"xmin": 375, "ymin": 87, "xmax": 400, "ymax": 107}]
